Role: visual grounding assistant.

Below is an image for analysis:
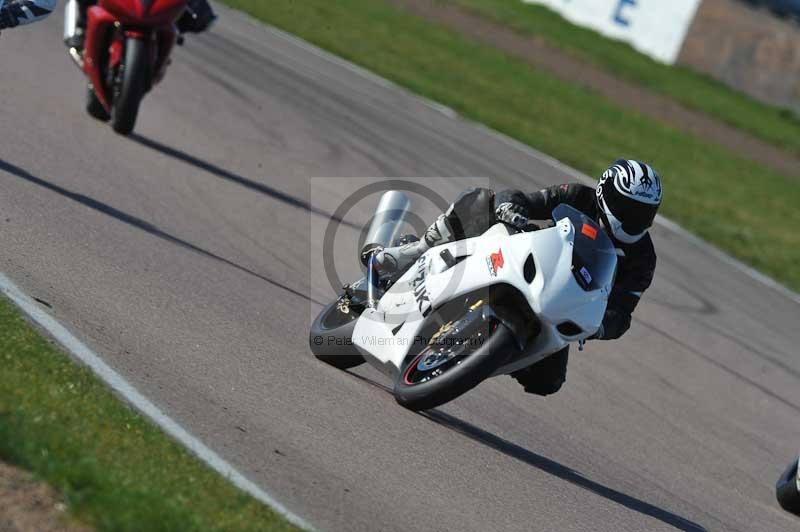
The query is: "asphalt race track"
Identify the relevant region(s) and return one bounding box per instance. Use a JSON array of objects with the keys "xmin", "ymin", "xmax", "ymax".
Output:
[{"xmin": 1, "ymin": 5, "xmax": 799, "ymax": 531}]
